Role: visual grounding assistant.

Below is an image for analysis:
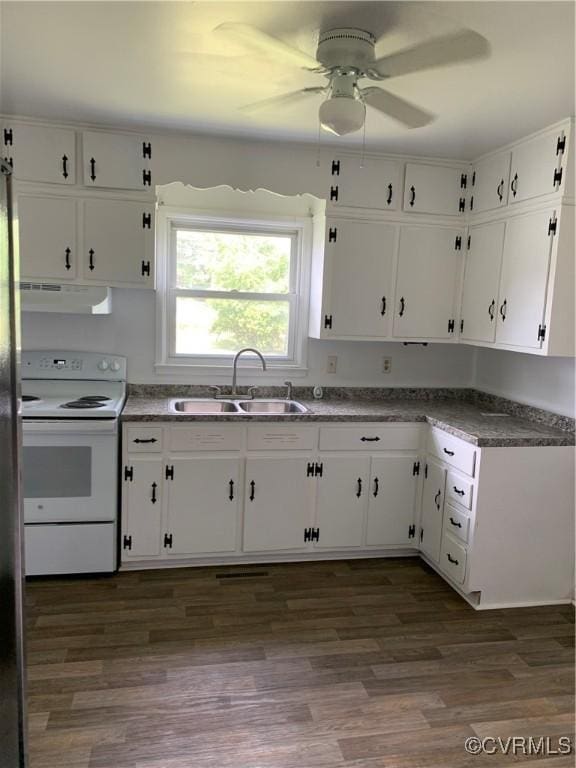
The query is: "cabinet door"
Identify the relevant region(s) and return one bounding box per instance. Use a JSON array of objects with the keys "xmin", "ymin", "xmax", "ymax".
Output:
[
  {"xmin": 18, "ymin": 195, "xmax": 77, "ymax": 281},
  {"xmin": 123, "ymin": 458, "xmax": 163, "ymax": 558},
  {"xmin": 82, "ymin": 199, "xmax": 155, "ymax": 287},
  {"xmin": 495, "ymin": 210, "xmax": 554, "ymax": 349},
  {"xmin": 3, "ymin": 123, "xmax": 76, "ymax": 185},
  {"xmin": 82, "ymin": 131, "xmax": 152, "ymax": 190},
  {"xmin": 403, "ymin": 163, "xmax": 464, "ymax": 215},
  {"xmin": 326, "ymin": 156, "xmax": 400, "ymax": 209},
  {"xmin": 460, "ymin": 222, "xmax": 505, "ymax": 343},
  {"xmin": 315, "ymin": 456, "xmax": 370, "ymax": 549},
  {"xmin": 243, "ymin": 457, "xmax": 314, "ymax": 551},
  {"xmin": 323, "ymin": 220, "xmax": 397, "ymax": 337},
  {"xmin": 420, "ymin": 457, "xmax": 446, "ymax": 564},
  {"xmin": 510, "ymin": 127, "xmax": 567, "ymax": 203},
  {"xmin": 366, "ymin": 455, "xmax": 419, "ymax": 547},
  {"xmin": 470, "ymin": 152, "xmax": 510, "ymax": 213},
  {"xmin": 393, "ymin": 226, "xmax": 463, "ymax": 339},
  {"xmin": 166, "ymin": 458, "xmax": 240, "ymax": 554}
]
